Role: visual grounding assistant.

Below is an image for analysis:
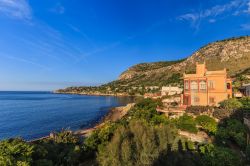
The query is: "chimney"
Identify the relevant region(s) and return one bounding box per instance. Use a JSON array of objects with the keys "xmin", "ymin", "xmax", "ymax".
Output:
[{"xmin": 196, "ymin": 62, "xmax": 206, "ymax": 76}]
